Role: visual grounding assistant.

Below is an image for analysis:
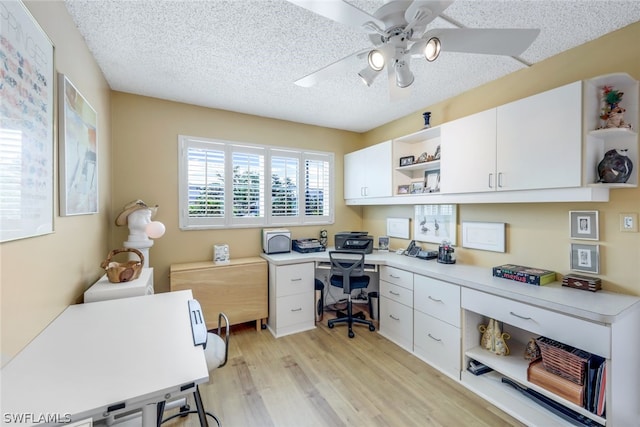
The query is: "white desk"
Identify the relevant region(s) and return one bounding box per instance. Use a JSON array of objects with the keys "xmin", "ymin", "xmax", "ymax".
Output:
[{"xmin": 1, "ymin": 290, "xmax": 209, "ymax": 426}]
